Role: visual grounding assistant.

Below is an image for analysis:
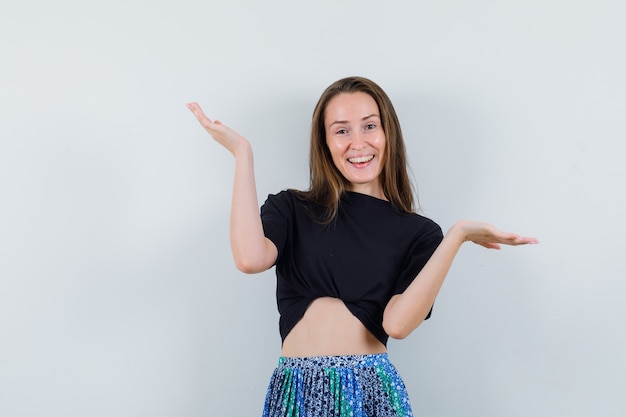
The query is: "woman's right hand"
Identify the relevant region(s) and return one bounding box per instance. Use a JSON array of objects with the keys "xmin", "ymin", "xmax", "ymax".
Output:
[{"xmin": 187, "ymin": 102, "xmax": 250, "ymax": 156}]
